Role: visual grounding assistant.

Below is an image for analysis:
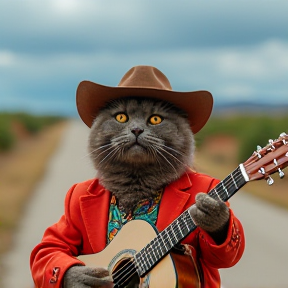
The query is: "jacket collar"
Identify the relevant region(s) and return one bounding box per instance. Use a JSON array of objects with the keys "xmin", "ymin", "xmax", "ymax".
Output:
[{"xmin": 169, "ymin": 170, "xmax": 193, "ymax": 191}]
